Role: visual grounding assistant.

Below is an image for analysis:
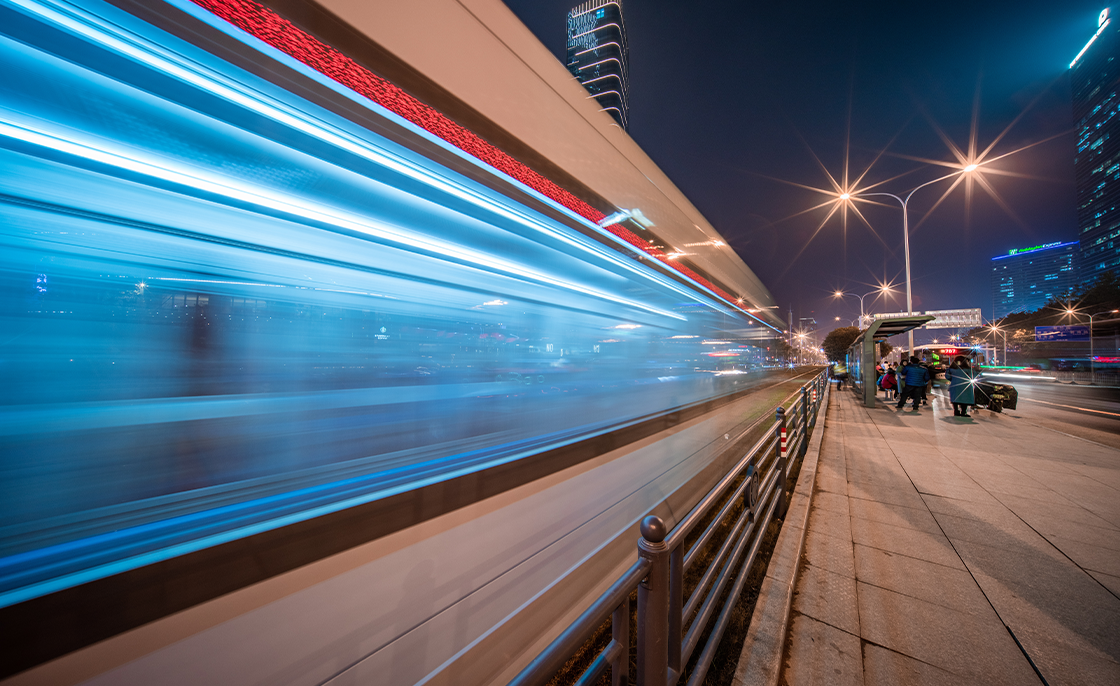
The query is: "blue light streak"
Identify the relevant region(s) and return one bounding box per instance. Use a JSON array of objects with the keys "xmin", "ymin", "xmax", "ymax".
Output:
[{"xmin": 0, "ymin": 0, "xmax": 785, "ymax": 605}]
